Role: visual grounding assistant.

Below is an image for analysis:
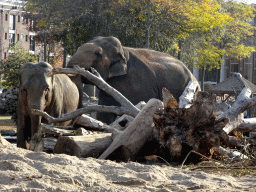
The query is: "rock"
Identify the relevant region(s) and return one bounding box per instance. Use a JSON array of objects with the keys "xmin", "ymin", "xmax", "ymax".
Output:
[{"xmin": 0, "ymin": 129, "xmax": 17, "ymax": 136}]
